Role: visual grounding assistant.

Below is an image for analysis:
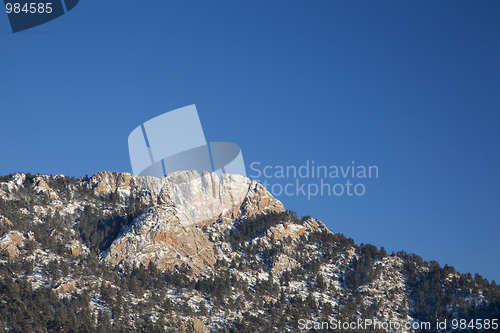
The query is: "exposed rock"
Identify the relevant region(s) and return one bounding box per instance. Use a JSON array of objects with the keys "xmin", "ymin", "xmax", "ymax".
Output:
[
  {"xmin": 271, "ymin": 254, "xmax": 299, "ymax": 277},
  {"xmin": 70, "ymin": 240, "xmax": 83, "ymax": 256},
  {"xmin": 89, "ymin": 171, "xmax": 134, "ymax": 197},
  {"xmin": 33, "ymin": 175, "xmax": 60, "ymax": 200},
  {"xmin": 33, "ymin": 176, "xmax": 49, "ymax": 192},
  {"xmin": 54, "ymin": 281, "xmax": 77, "ymax": 294},
  {"xmin": 103, "ymin": 170, "xmax": 285, "ymax": 274},
  {"xmin": 104, "ymin": 206, "xmax": 215, "ymax": 275},
  {"xmin": 12, "ymin": 173, "xmax": 25, "ymax": 188},
  {"xmin": 0, "ymin": 231, "xmax": 24, "ymax": 258},
  {"xmin": 0, "ymin": 173, "xmax": 25, "ymax": 200},
  {"xmin": 182, "ymin": 318, "xmax": 208, "ymax": 333},
  {"xmin": 89, "ymin": 171, "xmax": 284, "ymax": 226},
  {"xmin": 266, "ymin": 223, "xmax": 306, "ymax": 242},
  {"xmin": 301, "ymin": 217, "xmax": 329, "ymax": 232},
  {"xmin": 265, "ymin": 218, "xmax": 327, "ymax": 244}
]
